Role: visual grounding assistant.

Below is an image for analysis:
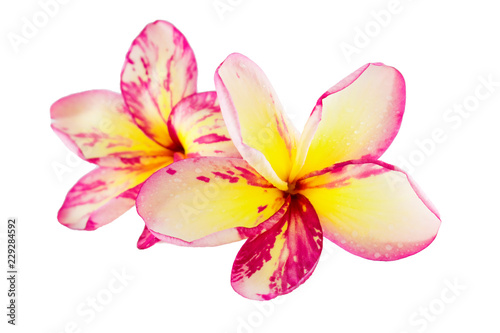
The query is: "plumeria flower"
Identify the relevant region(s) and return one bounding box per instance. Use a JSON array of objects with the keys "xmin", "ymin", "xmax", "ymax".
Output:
[
  {"xmin": 137, "ymin": 54, "xmax": 441, "ymax": 300},
  {"xmin": 51, "ymin": 21, "xmax": 240, "ymax": 249}
]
